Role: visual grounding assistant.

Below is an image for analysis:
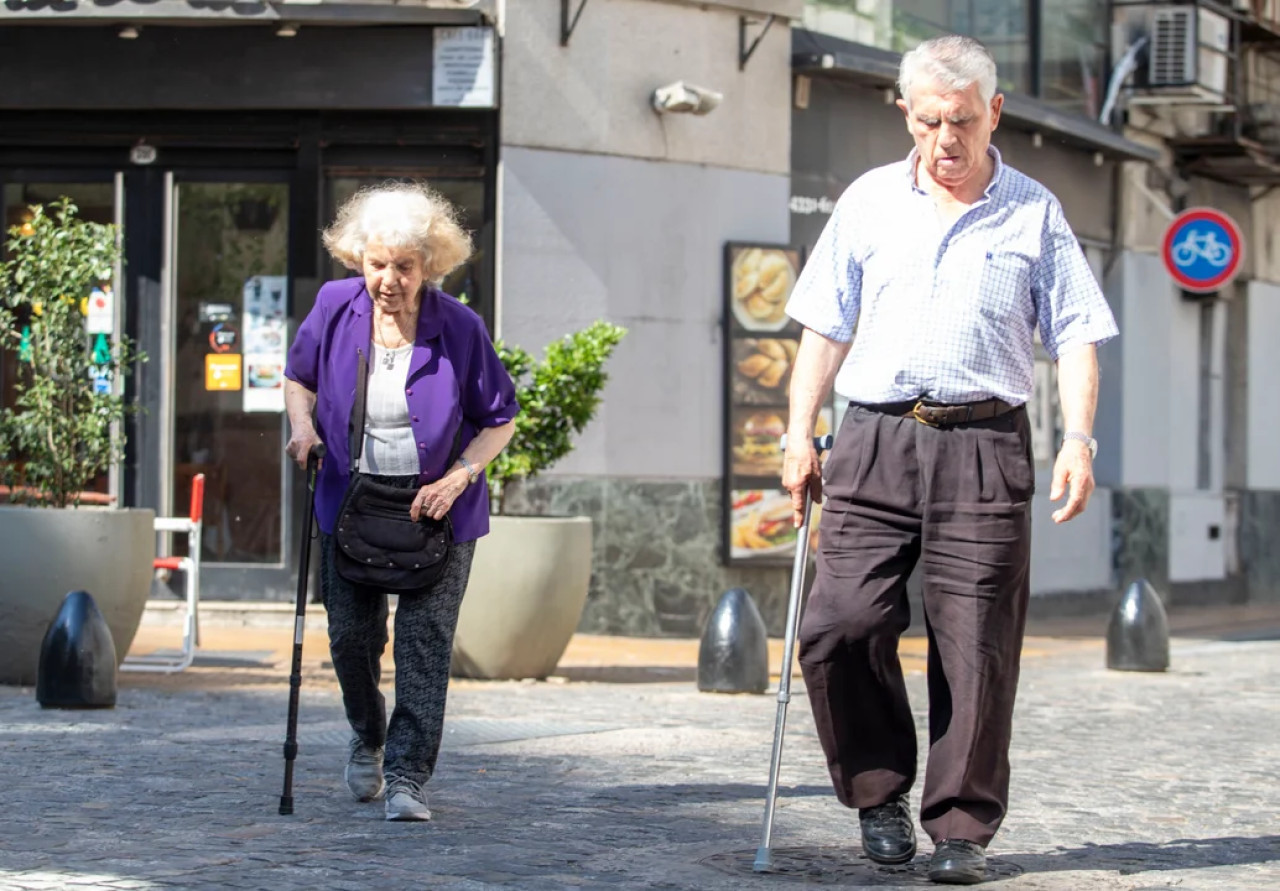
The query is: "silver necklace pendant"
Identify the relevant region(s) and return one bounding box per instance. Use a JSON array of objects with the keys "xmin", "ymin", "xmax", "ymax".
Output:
[{"xmin": 381, "ymin": 349, "xmax": 396, "ymax": 371}]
